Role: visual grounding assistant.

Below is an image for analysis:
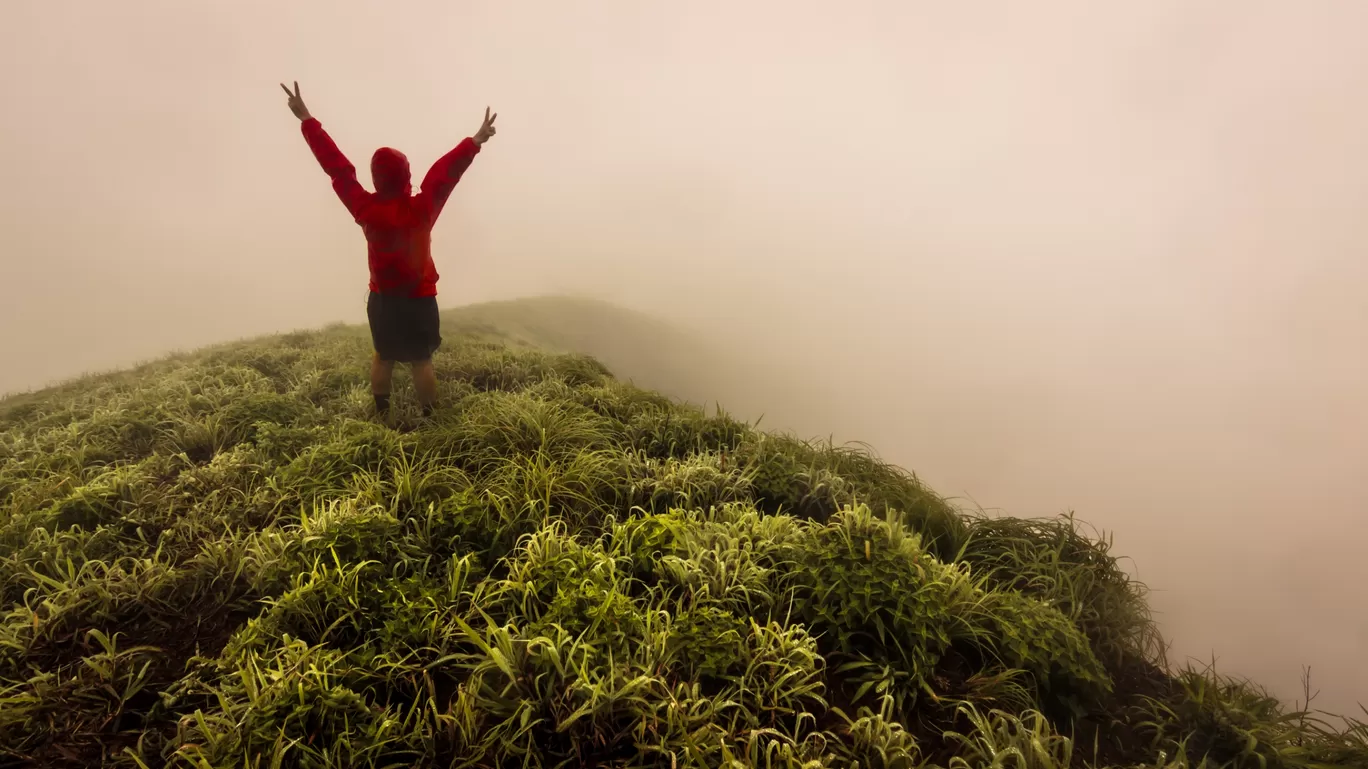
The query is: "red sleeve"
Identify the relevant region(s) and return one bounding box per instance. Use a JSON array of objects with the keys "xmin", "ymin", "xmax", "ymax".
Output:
[
  {"xmin": 300, "ymin": 118, "xmax": 370, "ymax": 221},
  {"xmin": 418, "ymin": 137, "xmax": 481, "ymax": 222}
]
